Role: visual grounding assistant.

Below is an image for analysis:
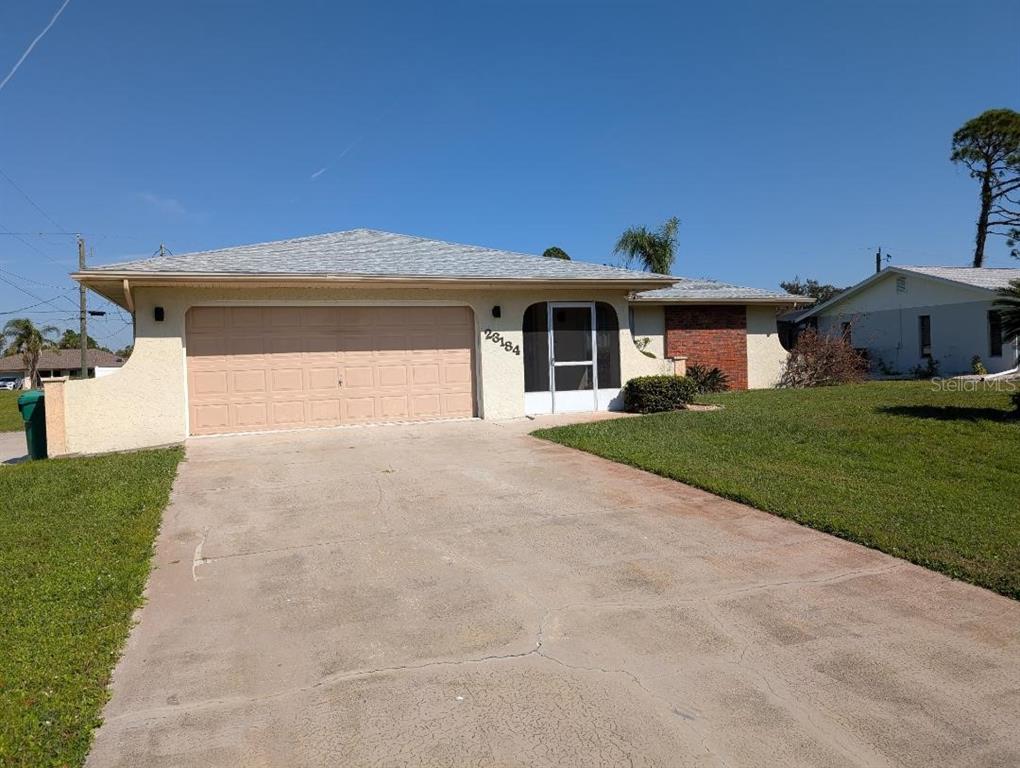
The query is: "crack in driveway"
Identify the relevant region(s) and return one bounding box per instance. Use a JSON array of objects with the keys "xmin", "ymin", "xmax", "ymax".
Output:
[{"xmin": 88, "ymin": 421, "xmax": 1020, "ymax": 768}]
